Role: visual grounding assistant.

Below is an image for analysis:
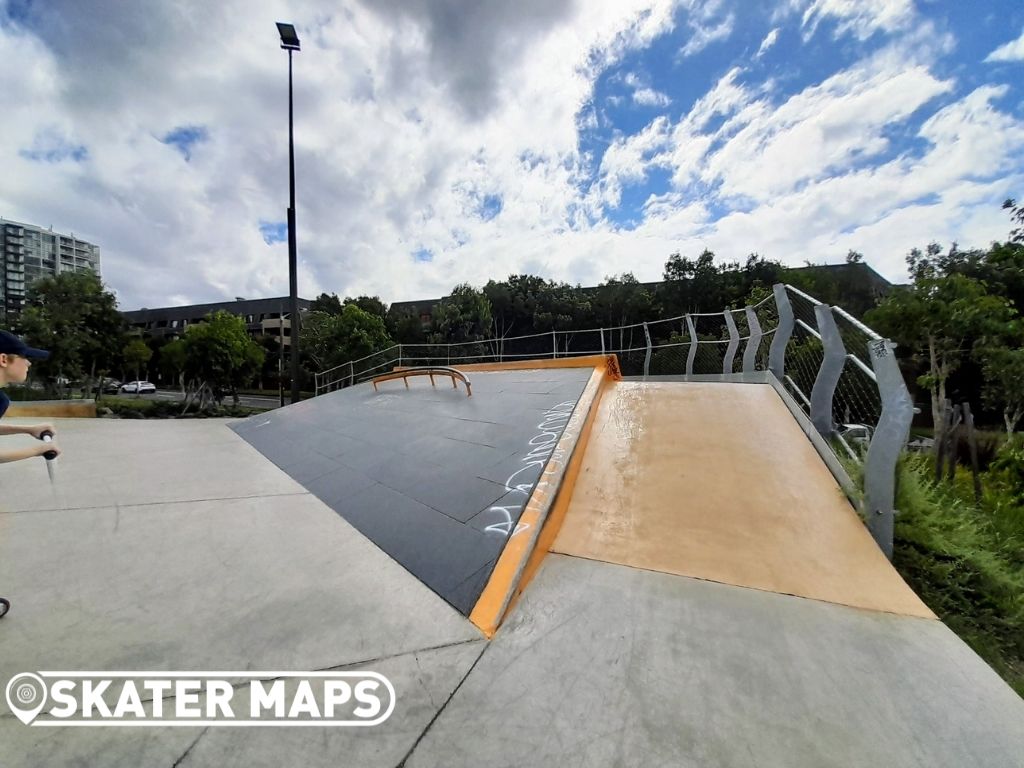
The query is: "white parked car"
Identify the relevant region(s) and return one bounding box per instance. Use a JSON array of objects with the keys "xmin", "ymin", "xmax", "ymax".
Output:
[
  {"xmin": 838, "ymin": 423, "xmax": 873, "ymax": 446},
  {"xmin": 121, "ymin": 380, "xmax": 156, "ymax": 394}
]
